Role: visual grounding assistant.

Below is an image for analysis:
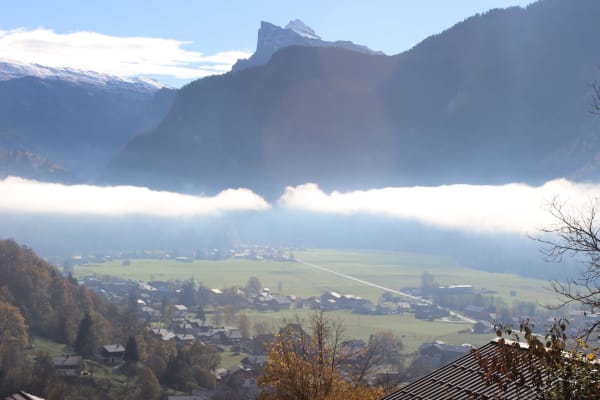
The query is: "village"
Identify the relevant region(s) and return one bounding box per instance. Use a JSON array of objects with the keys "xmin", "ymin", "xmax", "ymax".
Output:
[{"xmin": 34, "ymin": 243, "xmax": 598, "ymax": 400}]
